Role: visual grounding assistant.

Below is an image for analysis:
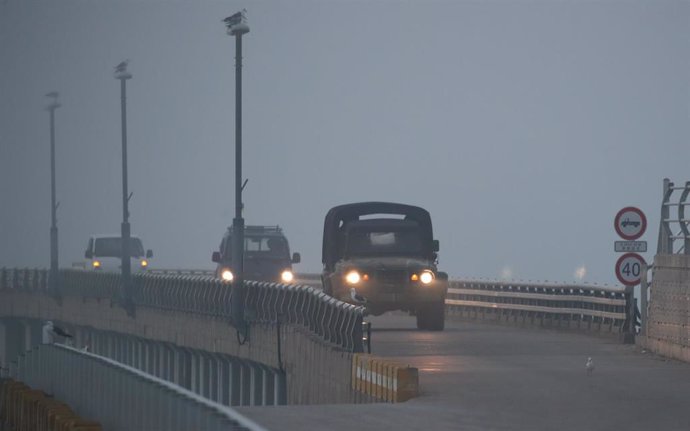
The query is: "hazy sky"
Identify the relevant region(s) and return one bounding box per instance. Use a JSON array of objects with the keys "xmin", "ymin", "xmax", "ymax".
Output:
[{"xmin": 1, "ymin": 0, "xmax": 688, "ymax": 285}]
